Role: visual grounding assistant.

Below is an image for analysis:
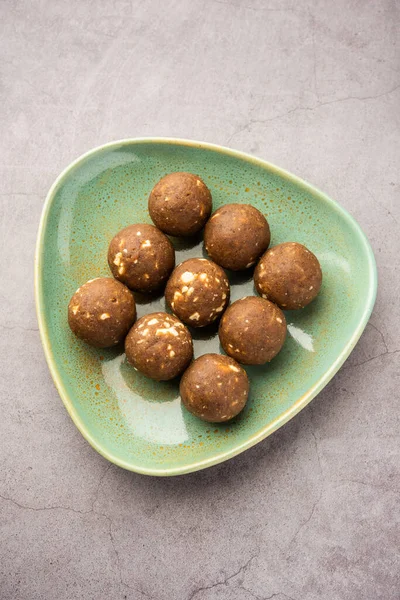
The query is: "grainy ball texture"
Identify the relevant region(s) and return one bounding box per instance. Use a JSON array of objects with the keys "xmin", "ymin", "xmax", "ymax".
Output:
[
  {"xmin": 254, "ymin": 242, "xmax": 322, "ymax": 309},
  {"xmin": 219, "ymin": 296, "xmax": 286, "ymax": 364},
  {"xmin": 180, "ymin": 354, "xmax": 249, "ymax": 422},
  {"xmin": 125, "ymin": 312, "xmax": 193, "ymax": 381},
  {"xmin": 165, "ymin": 258, "xmax": 230, "ymax": 327},
  {"xmin": 68, "ymin": 277, "xmax": 136, "ymax": 348},
  {"xmin": 148, "ymin": 172, "xmax": 212, "ymax": 236},
  {"xmin": 108, "ymin": 223, "xmax": 175, "ymax": 293},
  {"xmin": 204, "ymin": 203, "xmax": 270, "ymax": 270}
]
